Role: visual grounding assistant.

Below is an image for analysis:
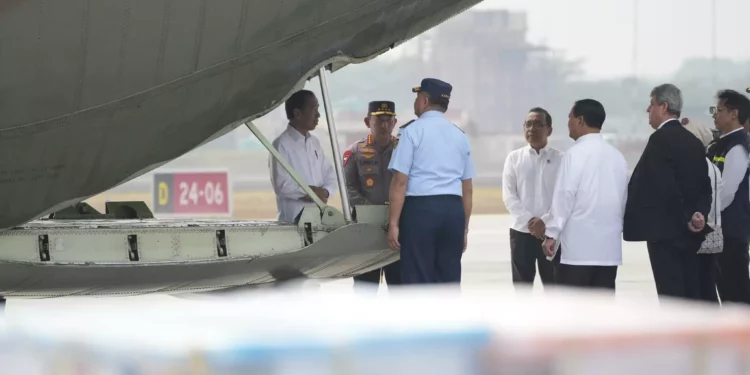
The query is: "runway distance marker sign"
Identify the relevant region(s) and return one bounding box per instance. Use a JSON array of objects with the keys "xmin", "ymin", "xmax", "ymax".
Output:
[{"xmin": 152, "ymin": 170, "xmax": 232, "ymax": 217}]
